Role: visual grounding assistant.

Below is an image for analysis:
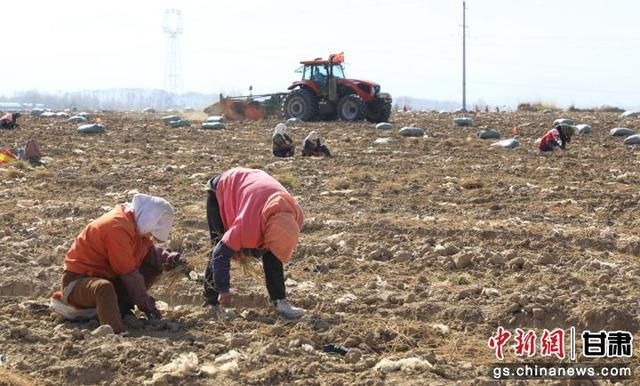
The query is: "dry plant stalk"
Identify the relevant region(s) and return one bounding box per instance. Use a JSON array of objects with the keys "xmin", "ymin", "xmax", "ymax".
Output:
[
  {"xmin": 160, "ymin": 262, "xmax": 193, "ymax": 293},
  {"xmin": 235, "ymin": 255, "xmax": 263, "ymax": 279},
  {"xmin": 163, "ymin": 250, "xmax": 265, "ymax": 293}
]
